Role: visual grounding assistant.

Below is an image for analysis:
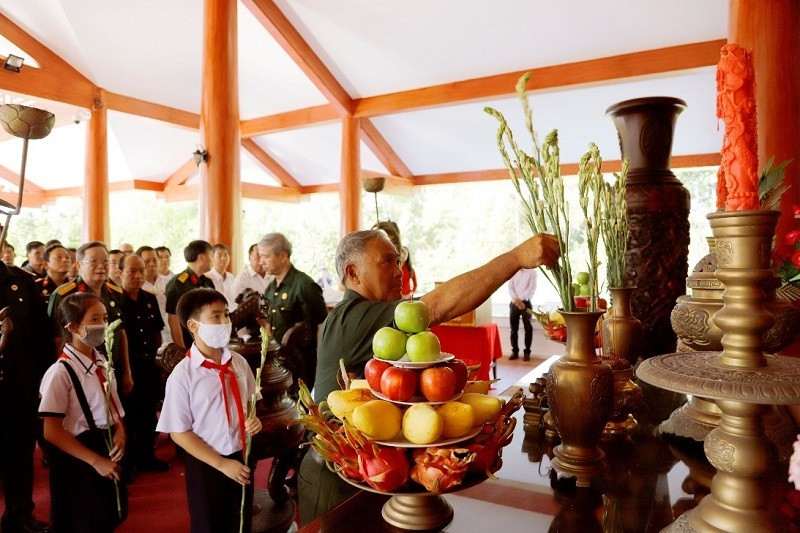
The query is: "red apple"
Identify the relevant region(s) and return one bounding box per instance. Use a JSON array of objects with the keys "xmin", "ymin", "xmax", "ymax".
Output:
[
  {"xmin": 444, "ymin": 359, "xmax": 469, "ymax": 393},
  {"xmin": 380, "ymin": 367, "xmax": 418, "ymax": 402},
  {"xmin": 419, "ymin": 366, "xmax": 456, "ymax": 403},
  {"xmin": 365, "ymin": 358, "xmax": 391, "ymax": 392}
]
